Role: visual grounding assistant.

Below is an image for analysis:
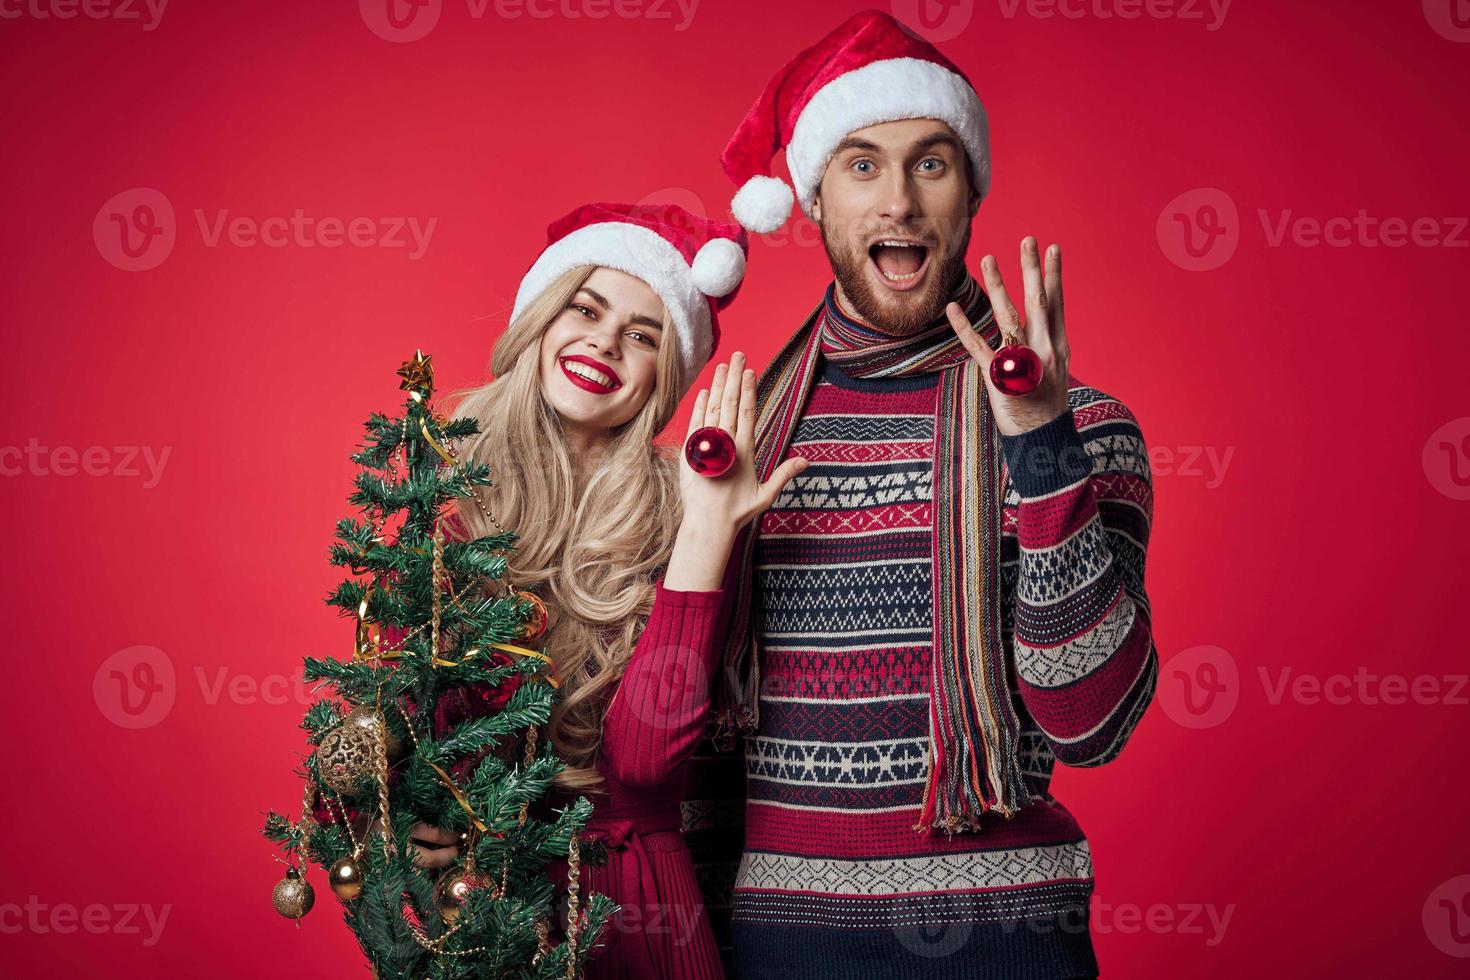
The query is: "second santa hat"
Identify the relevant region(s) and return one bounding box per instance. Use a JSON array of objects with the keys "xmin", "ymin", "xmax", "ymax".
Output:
[{"xmin": 721, "ymin": 9, "xmax": 991, "ymax": 234}]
